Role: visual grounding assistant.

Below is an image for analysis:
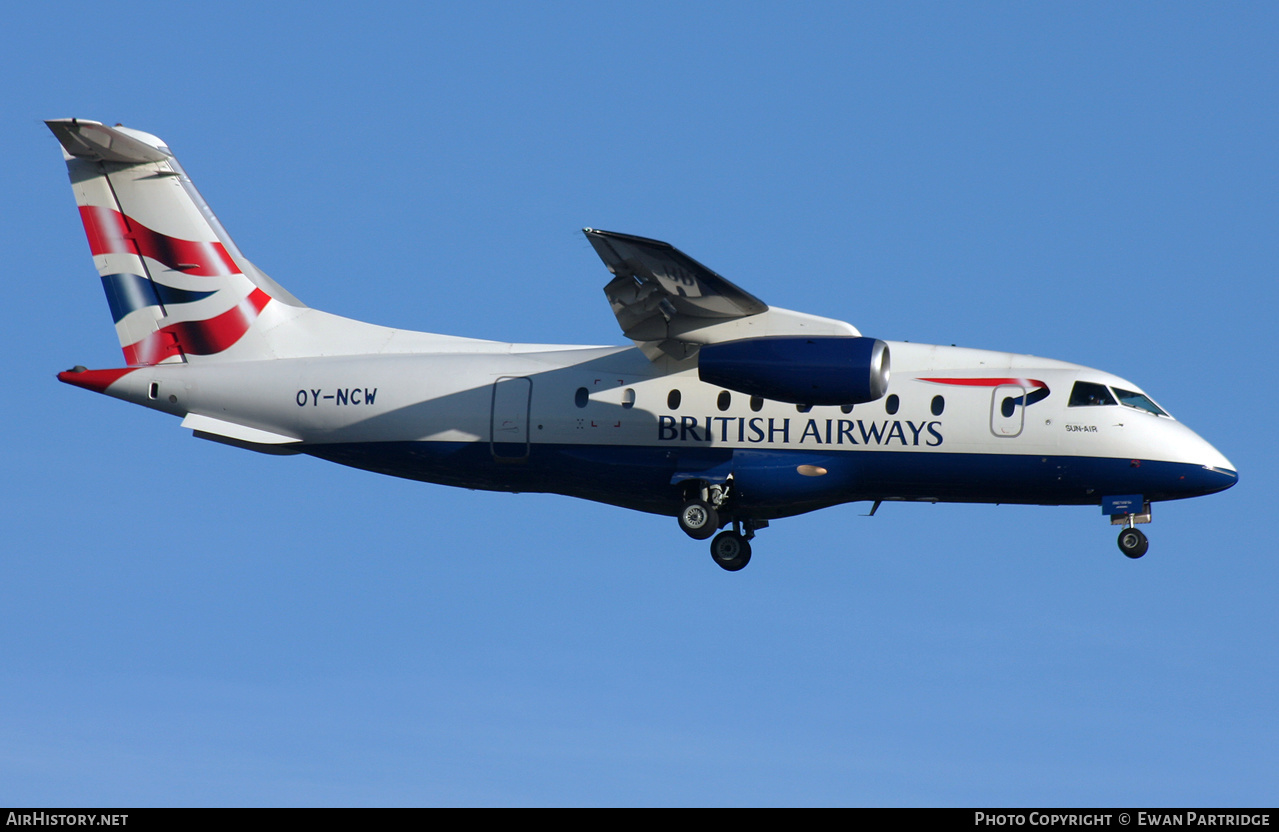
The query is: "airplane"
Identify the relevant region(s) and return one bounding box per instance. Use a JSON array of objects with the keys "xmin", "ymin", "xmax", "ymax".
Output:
[{"xmin": 47, "ymin": 118, "xmax": 1238, "ymax": 571}]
